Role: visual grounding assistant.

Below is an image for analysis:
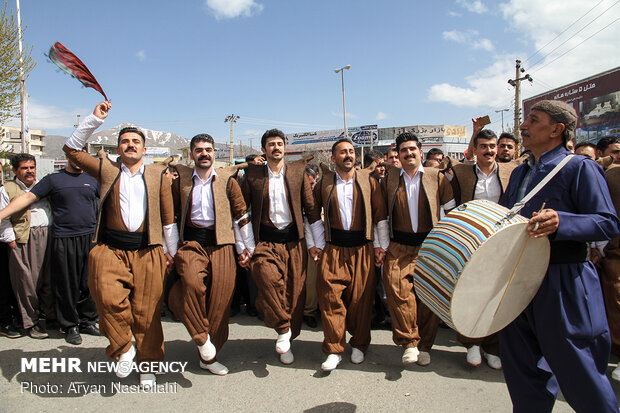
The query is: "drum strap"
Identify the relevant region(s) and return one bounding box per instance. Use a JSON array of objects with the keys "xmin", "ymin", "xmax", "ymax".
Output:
[{"xmin": 507, "ymin": 155, "xmax": 575, "ymax": 217}]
